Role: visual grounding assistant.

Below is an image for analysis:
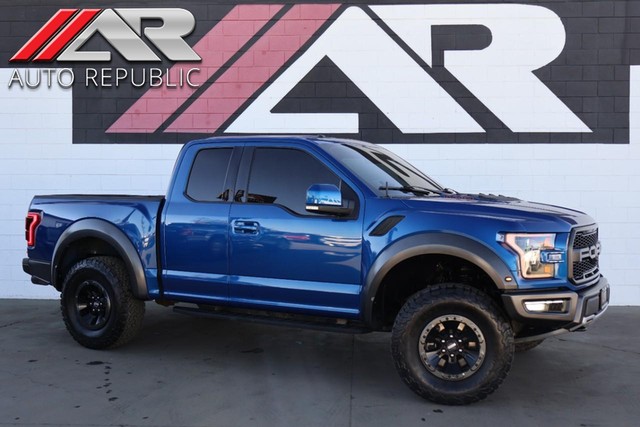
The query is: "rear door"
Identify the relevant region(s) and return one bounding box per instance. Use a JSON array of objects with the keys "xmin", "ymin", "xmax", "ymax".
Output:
[
  {"xmin": 162, "ymin": 144, "xmax": 241, "ymax": 303},
  {"xmin": 228, "ymin": 145, "xmax": 364, "ymax": 318}
]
